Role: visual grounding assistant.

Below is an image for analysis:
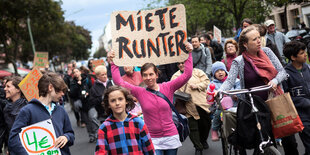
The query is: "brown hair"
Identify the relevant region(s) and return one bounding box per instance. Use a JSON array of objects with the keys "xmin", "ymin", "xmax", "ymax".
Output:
[
  {"xmin": 238, "ymin": 25, "xmax": 258, "ymax": 55},
  {"xmin": 102, "ymin": 85, "xmax": 135, "ymax": 116},
  {"xmin": 224, "ymin": 39, "xmax": 238, "ymax": 54},
  {"xmin": 241, "ymin": 18, "xmax": 253, "ymax": 26},
  {"xmin": 6, "ymin": 76, "xmax": 23, "ymax": 90},
  {"xmin": 140, "ymin": 63, "xmax": 159, "ymax": 76},
  {"xmin": 79, "ymin": 66, "xmax": 90, "ymax": 74},
  {"xmin": 253, "ymin": 24, "xmax": 267, "ymax": 36},
  {"xmin": 38, "ymin": 72, "xmax": 68, "ymax": 97}
]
